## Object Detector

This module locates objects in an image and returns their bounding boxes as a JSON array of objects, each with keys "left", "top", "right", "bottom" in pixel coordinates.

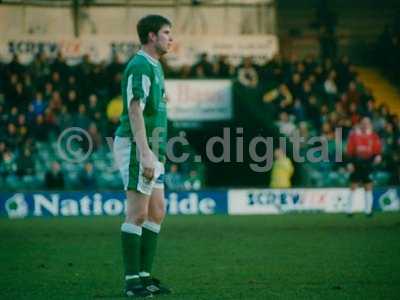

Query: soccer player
[
  {"left": 113, "top": 15, "right": 172, "bottom": 297},
  {"left": 346, "top": 117, "right": 382, "bottom": 216}
]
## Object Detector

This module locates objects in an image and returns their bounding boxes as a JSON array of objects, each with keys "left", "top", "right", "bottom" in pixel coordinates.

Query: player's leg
[
  {"left": 140, "top": 171, "right": 171, "bottom": 294},
  {"left": 121, "top": 191, "right": 152, "bottom": 298},
  {"left": 364, "top": 182, "right": 374, "bottom": 216},
  {"left": 140, "top": 161, "right": 166, "bottom": 276},
  {"left": 122, "top": 190, "right": 150, "bottom": 279},
  {"left": 347, "top": 162, "right": 359, "bottom": 216},
  {"left": 140, "top": 187, "right": 164, "bottom": 277},
  {"left": 361, "top": 162, "right": 374, "bottom": 216},
  {"left": 347, "top": 182, "right": 357, "bottom": 216},
  {"left": 114, "top": 136, "right": 152, "bottom": 297}
]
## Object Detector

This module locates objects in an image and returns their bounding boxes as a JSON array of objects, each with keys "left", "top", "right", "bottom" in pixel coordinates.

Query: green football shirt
[{"left": 115, "top": 50, "right": 167, "bottom": 161}]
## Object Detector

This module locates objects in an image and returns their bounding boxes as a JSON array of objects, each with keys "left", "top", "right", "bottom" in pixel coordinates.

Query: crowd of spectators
[
  {"left": 0, "top": 52, "right": 124, "bottom": 189},
  {"left": 0, "top": 50, "right": 399, "bottom": 190},
  {"left": 239, "top": 54, "right": 400, "bottom": 186},
  {"left": 0, "top": 52, "right": 206, "bottom": 190},
  {"left": 168, "top": 51, "right": 399, "bottom": 186},
  {"left": 375, "top": 16, "right": 400, "bottom": 83}
]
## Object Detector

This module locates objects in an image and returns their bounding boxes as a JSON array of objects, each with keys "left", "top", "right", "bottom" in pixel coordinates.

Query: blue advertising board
[
  {"left": 0, "top": 191, "right": 228, "bottom": 219},
  {"left": 1, "top": 188, "right": 398, "bottom": 218}
]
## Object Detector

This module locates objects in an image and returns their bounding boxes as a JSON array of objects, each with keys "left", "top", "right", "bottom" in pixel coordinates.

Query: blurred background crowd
[
  {"left": 375, "top": 19, "right": 400, "bottom": 84},
  {"left": 1, "top": 44, "right": 399, "bottom": 191}
]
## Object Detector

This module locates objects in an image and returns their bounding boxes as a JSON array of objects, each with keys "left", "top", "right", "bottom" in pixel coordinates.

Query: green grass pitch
[{"left": 1, "top": 213, "right": 400, "bottom": 299}]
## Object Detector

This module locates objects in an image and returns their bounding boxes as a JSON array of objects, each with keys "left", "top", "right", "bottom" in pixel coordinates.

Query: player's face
[{"left": 155, "top": 25, "right": 173, "bottom": 55}]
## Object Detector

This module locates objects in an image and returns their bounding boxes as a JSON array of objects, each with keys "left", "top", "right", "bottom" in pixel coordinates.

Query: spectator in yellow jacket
[{"left": 270, "top": 148, "right": 294, "bottom": 188}]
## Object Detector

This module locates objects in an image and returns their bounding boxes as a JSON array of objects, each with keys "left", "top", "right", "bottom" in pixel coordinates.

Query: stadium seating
[{"left": 0, "top": 53, "right": 399, "bottom": 190}]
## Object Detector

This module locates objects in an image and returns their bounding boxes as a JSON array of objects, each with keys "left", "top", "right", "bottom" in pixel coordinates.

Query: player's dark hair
[{"left": 137, "top": 15, "right": 171, "bottom": 45}]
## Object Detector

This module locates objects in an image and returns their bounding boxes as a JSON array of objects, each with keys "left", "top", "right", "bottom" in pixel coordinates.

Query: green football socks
[
  {"left": 121, "top": 223, "right": 142, "bottom": 280},
  {"left": 140, "top": 221, "right": 161, "bottom": 275}
]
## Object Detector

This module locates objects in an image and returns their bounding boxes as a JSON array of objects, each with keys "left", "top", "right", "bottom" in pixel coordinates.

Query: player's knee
[
  {"left": 126, "top": 210, "right": 148, "bottom": 225},
  {"left": 151, "top": 204, "right": 165, "bottom": 223},
  {"left": 134, "top": 212, "right": 148, "bottom": 225},
  {"left": 150, "top": 211, "right": 165, "bottom": 224}
]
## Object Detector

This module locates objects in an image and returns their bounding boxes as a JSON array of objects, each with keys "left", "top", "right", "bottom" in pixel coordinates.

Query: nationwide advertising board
[
  {"left": 1, "top": 188, "right": 398, "bottom": 219},
  {"left": 0, "top": 191, "right": 228, "bottom": 219}
]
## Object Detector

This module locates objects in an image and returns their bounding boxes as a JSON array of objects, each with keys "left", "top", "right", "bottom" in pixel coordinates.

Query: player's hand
[
  {"left": 140, "top": 150, "right": 156, "bottom": 181},
  {"left": 347, "top": 163, "right": 354, "bottom": 173},
  {"left": 373, "top": 155, "right": 382, "bottom": 165}
]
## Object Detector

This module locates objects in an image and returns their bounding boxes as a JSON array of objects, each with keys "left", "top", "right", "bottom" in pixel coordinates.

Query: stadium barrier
[
  {"left": 1, "top": 188, "right": 399, "bottom": 219},
  {"left": 228, "top": 188, "right": 400, "bottom": 215}
]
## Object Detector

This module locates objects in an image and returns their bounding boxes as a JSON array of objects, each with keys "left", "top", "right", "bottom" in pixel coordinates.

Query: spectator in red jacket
[{"left": 346, "top": 117, "right": 382, "bottom": 216}]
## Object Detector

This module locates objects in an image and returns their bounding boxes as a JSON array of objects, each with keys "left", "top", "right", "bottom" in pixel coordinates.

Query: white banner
[
  {"left": 0, "top": 35, "right": 278, "bottom": 66},
  {"left": 165, "top": 79, "right": 232, "bottom": 121},
  {"left": 228, "top": 188, "right": 366, "bottom": 215},
  {"left": 0, "top": 36, "right": 131, "bottom": 65}
]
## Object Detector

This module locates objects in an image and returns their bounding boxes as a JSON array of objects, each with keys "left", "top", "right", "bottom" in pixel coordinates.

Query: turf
[{"left": 1, "top": 213, "right": 400, "bottom": 300}]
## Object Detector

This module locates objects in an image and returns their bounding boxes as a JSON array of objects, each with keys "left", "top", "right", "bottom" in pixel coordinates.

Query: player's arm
[
  {"left": 127, "top": 64, "right": 155, "bottom": 180},
  {"left": 129, "top": 101, "right": 155, "bottom": 180}
]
